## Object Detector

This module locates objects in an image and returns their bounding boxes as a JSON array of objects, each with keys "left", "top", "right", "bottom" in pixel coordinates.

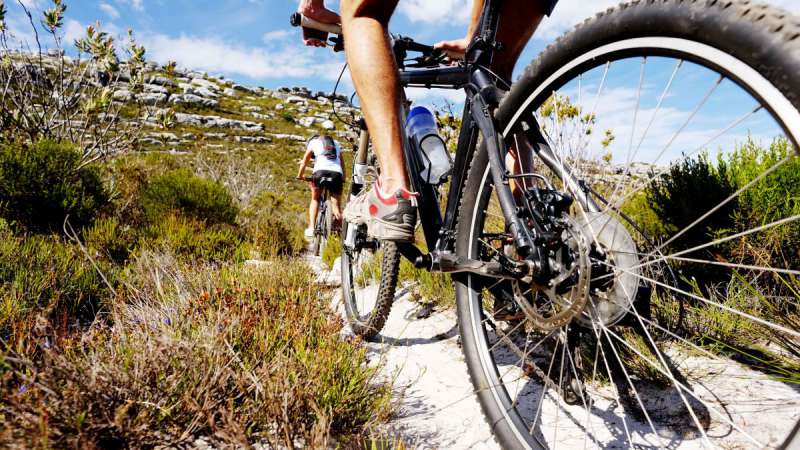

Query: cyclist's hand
[
  {"left": 434, "top": 38, "right": 469, "bottom": 61},
  {"left": 298, "top": 1, "right": 341, "bottom": 47}
]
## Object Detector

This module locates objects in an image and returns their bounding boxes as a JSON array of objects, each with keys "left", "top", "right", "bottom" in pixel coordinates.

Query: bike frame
[{"left": 347, "top": 0, "right": 597, "bottom": 279}]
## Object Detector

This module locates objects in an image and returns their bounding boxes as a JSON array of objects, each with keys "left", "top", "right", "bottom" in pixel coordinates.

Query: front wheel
[
  {"left": 340, "top": 221, "right": 401, "bottom": 340},
  {"left": 456, "top": 1, "right": 800, "bottom": 448}
]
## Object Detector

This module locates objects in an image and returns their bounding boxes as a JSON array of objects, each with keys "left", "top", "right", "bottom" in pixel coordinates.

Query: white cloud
[
  {"left": 63, "top": 19, "right": 87, "bottom": 45},
  {"left": 141, "top": 33, "right": 345, "bottom": 80},
  {"left": 397, "top": 0, "right": 470, "bottom": 25},
  {"left": 99, "top": 3, "right": 120, "bottom": 19},
  {"left": 116, "top": 0, "right": 144, "bottom": 12},
  {"left": 263, "top": 29, "right": 292, "bottom": 42}
]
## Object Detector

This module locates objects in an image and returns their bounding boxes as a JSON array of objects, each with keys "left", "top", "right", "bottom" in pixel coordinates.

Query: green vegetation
[
  {"left": 141, "top": 168, "right": 238, "bottom": 225},
  {"left": 1, "top": 257, "right": 391, "bottom": 448},
  {"left": 0, "top": 140, "right": 108, "bottom": 232},
  {"left": 0, "top": 2, "right": 387, "bottom": 447}
]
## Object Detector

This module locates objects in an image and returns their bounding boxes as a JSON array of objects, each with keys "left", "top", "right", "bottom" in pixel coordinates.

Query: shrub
[
  {"left": 725, "top": 137, "right": 800, "bottom": 268},
  {"left": 0, "top": 140, "right": 108, "bottom": 233},
  {"left": 83, "top": 217, "right": 136, "bottom": 264},
  {"left": 245, "top": 192, "right": 305, "bottom": 258},
  {"left": 0, "top": 259, "right": 391, "bottom": 448},
  {"left": 141, "top": 168, "right": 238, "bottom": 225},
  {"left": 646, "top": 153, "right": 736, "bottom": 284},
  {"left": 145, "top": 214, "right": 247, "bottom": 263},
  {"left": 0, "top": 228, "right": 112, "bottom": 347}
]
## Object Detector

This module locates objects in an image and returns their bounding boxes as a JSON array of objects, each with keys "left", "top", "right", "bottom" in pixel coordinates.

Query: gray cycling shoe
[{"left": 343, "top": 182, "right": 417, "bottom": 242}]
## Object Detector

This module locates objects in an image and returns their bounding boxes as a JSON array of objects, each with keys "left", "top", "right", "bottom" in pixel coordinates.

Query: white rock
[
  {"left": 274, "top": 104, "right": 285, "bottom": 111},
  {"left": 143, "top": 83, "right": 169, "bottom": 94},
  {"left": 170, "top": 94, "right": 218, "bottom": 108},
  {"left": 136, "top": 93, "right": 168, "bottom": 105},
  {"left": 321, "top": 120, "right": 335, "bottom": 130},
  {"left": 269, "top": 133, "right": 305, "bottom": 142},
  {"left": 223, "top": 88, "right": 237, "bottom": 97},
  {"left": 298, "top": 117, "right": 315, "bottom": 127},
  {"left": 243, "top": 105, "right": 262, "bottom": 112},
  {"left": 287, "top": 95, "right": 307, "bottom": 104},
  {"left": 112, "top": 89, "right": 132, "bottom": 102},
  {"left": 191, "top": 78, "right": 220, "bottom": 92},
  {"left": 147, "top": 76, "right": 176, "bottom": 87},
  {"left": 234, "top": 135, "right": 270, "bottom": 144}
]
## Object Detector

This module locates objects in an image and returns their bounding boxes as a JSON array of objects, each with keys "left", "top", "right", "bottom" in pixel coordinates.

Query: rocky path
[
  {"left": 306, "top": 255, "right": 800, "bottom": 450},
  {"left": 305, "top": 256, "right": 500, "bottom": 449}
]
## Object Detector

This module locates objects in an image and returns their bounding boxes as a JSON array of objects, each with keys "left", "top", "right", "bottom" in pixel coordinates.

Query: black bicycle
[{"left": 294, "top": 1, "right": 800, "bottom": 448}]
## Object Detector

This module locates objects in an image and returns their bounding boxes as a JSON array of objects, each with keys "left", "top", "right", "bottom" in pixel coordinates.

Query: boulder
[
  {"left": 232, "top": 84, "right": 257, "bottom": 94},
  {"left": 112, "top": 89, "right": 133, "bottom": 102},
  {"left": 143, "top": 83, "right": 169, "bottom": 94},
  {"left": 171, "top": 113, "right": 263, "bottom": 132},
  {"left": 321, "top": 120, "right": 335, "bottom": 130},
  {"left": 170, "top": 94, "right": 218, "bottom": 108},
  {"left": 243, "top": 105, "right": 262, "bottom": 112},
  {"left": 287, "top": 95, "right": 307, "bottom": 104},
  {"left": 223, "top": 88, "right": 237, "bottom": 97},
  {"left": 250, "top": 112, "right": 272, "bottom": 120},
  {"left": 316, "top": 96, "right": 331, "bottom": 105},
  {"left": 147, "top": 76, "right": 176, "bottom": 87},
  {"left": 181, "top": 133, "right": 195, "bottom": 140},
  {"left": 191, "top": 78, "right": 220, "bottom": 92},
  {"left": 204, "top": 132, "right": 227, "bottom": 139},
  {"left": 274, "top": 103, "right": 285, "bottom": 111},
  {"left": 136, "top": 92, "right": 169, "bottom": 105},
  {"left": 234, "top": 135, "right": 271, "bottom": 144},
  {"left": 298, "top": 117, "right": 316, "bottom": 128}
]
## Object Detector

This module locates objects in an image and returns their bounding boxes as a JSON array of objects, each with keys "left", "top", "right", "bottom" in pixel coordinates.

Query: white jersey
[{"left": 309, "top": 136, "right": 343, "bottom": 174}]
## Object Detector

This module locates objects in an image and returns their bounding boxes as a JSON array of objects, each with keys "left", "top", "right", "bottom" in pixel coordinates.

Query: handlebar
[
  {"left": 289, "top": 12, "right": 343, "bottom": 35},
  {"left": 289, "top": 12, "right": 452, "bottom": 67}
]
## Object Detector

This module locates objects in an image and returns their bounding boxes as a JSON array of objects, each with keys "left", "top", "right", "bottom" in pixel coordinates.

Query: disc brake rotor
[
  {"left": 512, "top": 216, "right": 591, "bottom": 332},
  {"left": 574, "top": 211, "right": 641, "bottom": 328}
]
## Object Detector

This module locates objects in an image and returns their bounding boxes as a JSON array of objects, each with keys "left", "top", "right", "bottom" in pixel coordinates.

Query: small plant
[
  {"left": 145, "top": 214, "right": 247, "bottom": 263},
  {"left": 0, "top": 140, "right": 108, "bottom": 232},
  {"left": 140, "top": 168, "right": 238, "bottom": 225}
]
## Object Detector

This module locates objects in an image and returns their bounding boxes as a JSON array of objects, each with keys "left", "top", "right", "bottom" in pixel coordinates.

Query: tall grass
[{"left": 1, "top": 254, "right": 391, "bottom": 448}]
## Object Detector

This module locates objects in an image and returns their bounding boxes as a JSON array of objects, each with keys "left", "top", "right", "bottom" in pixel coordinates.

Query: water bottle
[{"left": 406, "top": 106, "right": 452, "bottom": 185}]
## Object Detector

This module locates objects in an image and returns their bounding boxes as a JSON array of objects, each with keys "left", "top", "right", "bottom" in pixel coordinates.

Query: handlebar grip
[{"left": 289, "top": 12, "right": 343, "bottom": 35}]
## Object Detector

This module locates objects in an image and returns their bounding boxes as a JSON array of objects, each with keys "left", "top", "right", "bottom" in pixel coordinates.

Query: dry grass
[{"left": 0, "top": 252, "right": 391, "bottom": 449}]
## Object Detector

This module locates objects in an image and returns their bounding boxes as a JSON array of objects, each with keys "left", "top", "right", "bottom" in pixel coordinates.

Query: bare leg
[
  {"left": 330, "top": 194, "right": 342, "bottom": 225},
  {"left": 341, "top": 0, "right": 408, "bottom": 194},
  {"left": 309, "top": 185, "right": 321, "bottom": 231}
]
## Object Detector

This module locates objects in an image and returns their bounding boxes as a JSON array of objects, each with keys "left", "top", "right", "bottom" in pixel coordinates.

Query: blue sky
[{"left": 4, "top": 0, "right": 798, "bottom": 163}]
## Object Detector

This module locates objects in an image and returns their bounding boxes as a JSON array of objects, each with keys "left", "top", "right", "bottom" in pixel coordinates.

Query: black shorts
[
  {"left": 544, "top": 0, "right": 558, "bottom": 16},
  {"left": 312, "top": 170, "right": 343, "bottom": 195}
]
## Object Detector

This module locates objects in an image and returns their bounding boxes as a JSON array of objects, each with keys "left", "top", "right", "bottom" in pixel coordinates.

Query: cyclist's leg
[
  {"left": 340, "top": 0, "right": 417, "bottom": 242},
  {"left": 329, "top": 173, "right": 344, "bottom": 224},
  {"left": 308, "top": 179, "right": 321, "bottom": 236},
  {"left": 495, "top": 0, "right": 556, "bottom": 195},
  {"left": 340, "top": 0, "right": 406, "bottom": 194}
]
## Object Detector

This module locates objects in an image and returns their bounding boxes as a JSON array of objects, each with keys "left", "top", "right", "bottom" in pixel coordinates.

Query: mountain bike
[
  {"left": 293, "top": 1, "right": 800, "bottom": 448},
  {"left": 302, "top": 175, "right": 336, "bottom": 256}
]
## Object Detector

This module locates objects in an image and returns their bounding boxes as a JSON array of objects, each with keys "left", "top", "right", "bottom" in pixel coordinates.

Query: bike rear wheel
[{"left": 455, "top": 1, "right": 800, "bottom": 448}]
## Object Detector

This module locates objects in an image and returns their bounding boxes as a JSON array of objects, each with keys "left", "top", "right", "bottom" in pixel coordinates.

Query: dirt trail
[
  {"left": 306, "top": 255, "right": 500, "bottom": 449},
  {"left": 306, "top": 255, "right": 800, "bottom": 450}
]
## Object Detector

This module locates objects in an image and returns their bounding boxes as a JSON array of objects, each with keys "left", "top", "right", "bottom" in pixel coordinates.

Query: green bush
[
  {"left": 0, "top": 140, "right": 108, "bottom": 232},
  {"left": 141, "top": 168, "right": 238, "bottom": 225},
  {"left": 245, "top": 192, "right": 305, "bottom": 258},
  {"left": 0, "top": 227, "right": 112, "bottom": 346},
  {"left": 646, "top": 153, "right": 736, "bottom": 284},
  {"left": 145, "top": 214, "right": 247, "bottom": 263},
  {"left": 725, "top": 137, "right": 800, "bottom": 266}
]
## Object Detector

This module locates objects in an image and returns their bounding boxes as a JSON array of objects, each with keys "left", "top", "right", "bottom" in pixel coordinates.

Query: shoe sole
[{"left": 367, "top": 217, "right": 414, "bottom": 242}]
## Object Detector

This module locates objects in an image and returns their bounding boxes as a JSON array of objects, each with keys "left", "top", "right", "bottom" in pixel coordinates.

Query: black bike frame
[{"left": 395, "top": 0, "right": 540, "bottom": 268}]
